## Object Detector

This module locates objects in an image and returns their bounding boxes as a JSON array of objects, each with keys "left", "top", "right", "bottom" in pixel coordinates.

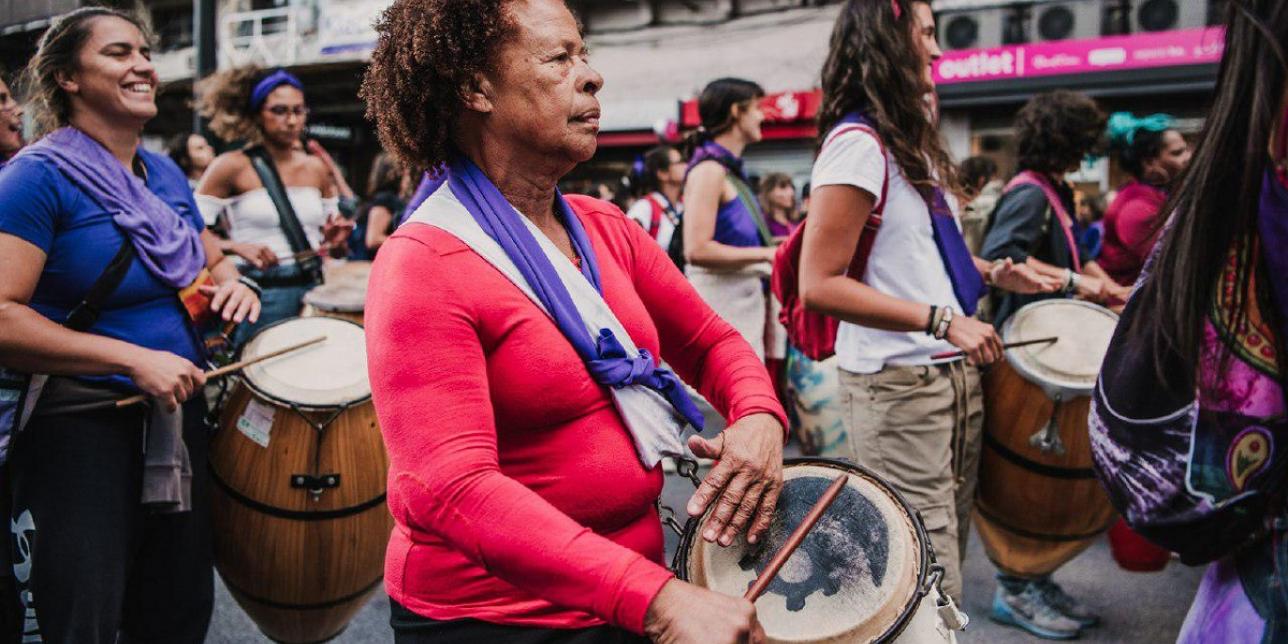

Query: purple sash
[
  {"left": 444, "top": 156, "right": 705, "bottom": 431},
  {"left": 1258, "top": 168, "right": 1288, "bottom": 355},
  {"left": 16, "top": 128, "right": 205, "bottom": 288},
  {"left": 840, "top": 113, "right": 984, "bottom": 314}
]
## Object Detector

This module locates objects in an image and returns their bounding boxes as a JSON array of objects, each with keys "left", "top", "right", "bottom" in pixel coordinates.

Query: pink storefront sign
[{"left": 933, "top": 27, "right": 1225, "bottom": 86}]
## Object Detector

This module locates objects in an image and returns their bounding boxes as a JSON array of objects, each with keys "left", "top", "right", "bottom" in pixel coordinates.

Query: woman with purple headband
[
  {"left": 0, "top": 8, "right": 260, "bottom": 641},
  {"left": 195, "top": 65, "right": 353, "bottom": 341}
]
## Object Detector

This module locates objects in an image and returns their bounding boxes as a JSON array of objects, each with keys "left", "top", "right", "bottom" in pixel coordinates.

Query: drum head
[
  {"left": 1002, "top": 299, "right": 1119, "bottom": 397},
  {"left": 240, "top": 317, "right": 370, "bottom": 409},
  {"left": 683, "top": 460, "right": 924, "bottom": 643},
  {"left": 324, "top": 260, "right": 372, "bottom": 287},
  {"left": 303, "top": 282, "right": 366, "bottom": 312}
]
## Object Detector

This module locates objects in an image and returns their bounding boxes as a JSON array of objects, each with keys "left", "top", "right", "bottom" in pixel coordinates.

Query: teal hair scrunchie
[{"left": 1107, "top": 111, "right": 1175, "bottom": 148}]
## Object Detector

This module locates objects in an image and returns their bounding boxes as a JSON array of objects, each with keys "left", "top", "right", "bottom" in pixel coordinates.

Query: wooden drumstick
[
  {"left": 113, "top": 334, "right": 328, "bottom": 408},
  {"left": 929, "top": 335, "right": 1058, "bottom": 361},
  {"left": 744, "top": 473, "right": 848, "bottom": 602}
]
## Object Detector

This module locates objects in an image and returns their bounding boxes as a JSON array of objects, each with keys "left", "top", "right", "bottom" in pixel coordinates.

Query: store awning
[{"left": 588, "top": 4, "right": 841, "bottom": 133}]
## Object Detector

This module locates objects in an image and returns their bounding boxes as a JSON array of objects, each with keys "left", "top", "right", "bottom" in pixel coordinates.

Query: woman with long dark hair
[
  {"left": 797, "top": 0, "right": 1056, "bottom": 612},
  {"left": 0, "top": 8, "right": 259, "bottom": 641},
  {"left": 682, "top": 78, "right": 777, "bottom": 360},
  {"left": 1091, "top": 2, "right": 1288, "bottom": 641},
  {"left": 1097, "top": 112, "right": 1192, "bottom": 285}
]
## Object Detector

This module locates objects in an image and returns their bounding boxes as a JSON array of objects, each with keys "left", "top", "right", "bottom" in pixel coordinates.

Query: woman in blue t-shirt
[{"left": 0, "top": 8, "right": 260, "bottom": 643}]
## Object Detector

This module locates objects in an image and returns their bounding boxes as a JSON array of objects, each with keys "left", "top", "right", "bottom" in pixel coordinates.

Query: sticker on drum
[
  {"left": 303, "top": 282, "right": 366, "bottom": 313},
  {"left": 677, "top": 459, "right": 948, "bottom": 643},
  {"left": 1001, "top": 299, "right": 1119, "bottom": 398},
  {"left": 239, "top": 317, "right": 370, "bottom": 409}
]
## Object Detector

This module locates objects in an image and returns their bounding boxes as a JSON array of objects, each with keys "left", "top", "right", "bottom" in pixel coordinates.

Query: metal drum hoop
[
  {"left": 232, "top": 316, "right": 373, "bottom": 416},
  {"left": 671, "top": 457, "right": 944, "bottom": 643},
  {"left": 999, "top": 298, "right": 1119, "bottom": 400}
]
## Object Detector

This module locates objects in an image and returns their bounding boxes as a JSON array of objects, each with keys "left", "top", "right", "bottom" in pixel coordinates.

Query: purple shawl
[
  {"left": 17, "top": 128, "right": 205, "bottom": 288},
  {"left": 444, "top": 155, "right": 705, "bottom": 431}
]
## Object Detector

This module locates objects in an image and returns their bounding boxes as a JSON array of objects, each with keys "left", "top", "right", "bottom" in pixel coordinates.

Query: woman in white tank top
[{"left": 193, "top": 67, "right": 354, "bottom": 342}]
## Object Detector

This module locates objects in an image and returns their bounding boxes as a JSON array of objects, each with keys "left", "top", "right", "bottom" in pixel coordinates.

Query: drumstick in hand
[
  {"left": 745, "top": 473, "right": 848, "bottom": 602},
  {"left": 929, "top": 336, "right": 1058, "bottom": 361},
  {"left": 114, "top": 334, "right": 328, "bottom": 408}
]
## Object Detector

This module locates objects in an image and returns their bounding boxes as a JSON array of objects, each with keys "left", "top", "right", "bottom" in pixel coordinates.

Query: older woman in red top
[{"left": 359, "top": 1, "right": 787, "bottom": 643}]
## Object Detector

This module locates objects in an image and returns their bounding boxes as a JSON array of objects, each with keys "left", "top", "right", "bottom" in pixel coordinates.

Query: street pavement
[{"left": 207, "top": 457, "right": 1202, "bottom": 643}]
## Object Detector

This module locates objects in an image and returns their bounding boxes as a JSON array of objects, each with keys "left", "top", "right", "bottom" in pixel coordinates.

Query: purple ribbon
[
  {"left": 249, "top": 69, "right": 304, "bottom": 111},
  {"left": 16, "top": 128, "right": 205, "bottom": 288},
  {"left": 399, "top": 169, "right": 446, "bottom": 226},
  {"left": 839, "top": 113, "right": 983, "bottom": 314},
  {"left": 445, "top": 156, "right": 705, "bottom": 431}
]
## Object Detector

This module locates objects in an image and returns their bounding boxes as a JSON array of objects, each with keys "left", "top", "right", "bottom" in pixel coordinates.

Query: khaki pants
[{"left": 838, "top": 362, "right": 984, "bottom": 603}]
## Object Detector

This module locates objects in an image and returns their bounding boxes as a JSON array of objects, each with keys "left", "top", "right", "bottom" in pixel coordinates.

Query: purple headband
[{"left": 249, "top": 69, "right": 304, "bottom": 111}]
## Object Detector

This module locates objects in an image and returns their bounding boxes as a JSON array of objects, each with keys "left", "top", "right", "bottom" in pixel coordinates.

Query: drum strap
[{"left": 246, "top": 146, "right": 323, "bottom": 282}]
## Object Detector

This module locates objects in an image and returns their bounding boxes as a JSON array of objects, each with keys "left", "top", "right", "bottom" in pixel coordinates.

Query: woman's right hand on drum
[
  {"left": 644, "top": 579, "right": 764, "bottom": 644},
  {"left": 230, "top": 242, "right": 279, "bottom": 270},
  {"left": 946, "top": 315, "right": 1004, "bottom": 366},
  {"left": 127, "top": 348, "right": 206, "bottom": 412}
]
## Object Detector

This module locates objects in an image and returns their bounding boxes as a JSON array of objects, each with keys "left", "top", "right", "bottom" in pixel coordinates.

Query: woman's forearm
[
  {"left": 685, "top": 239, "right": 771, "bottom": 270},
  {"left": 0, "top": 302, "right": 142, "bottom": 376},
  {"left": 802, "top": 274, "right": 931, "bottom": 333}
]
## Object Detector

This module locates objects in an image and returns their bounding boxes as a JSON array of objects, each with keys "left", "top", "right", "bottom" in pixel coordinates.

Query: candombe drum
[
  {"left": 301, "top": 282, "right": 366, "bottom": 326},
  {"left": 212, "top": 316, "right": 391, "bottom": 643},
  {"left": 675, "top": 458, "right": 966, "bottom": 643},
  {"left": 975, "top": 299, "right": 1119, "bottom": 578},
  {"left": 301, "top": 260, "right": 372, "bottom": 325}
]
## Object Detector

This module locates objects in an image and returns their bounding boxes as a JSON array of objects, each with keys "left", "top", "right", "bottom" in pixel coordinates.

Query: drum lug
[
  {"left": 291, "top": 473, "right": 341, "bottom": 499},
  {"left": 657, "top": 501, "right": 687, "bottom": 537},
  {"left": 675, "top": 457, "right": 703, "bottom": 489},
  {"left": 1028, "top": 397, "right": 1067, "bottom": 456},
  {"left": 925, "top": 563, "right": 970, "bottom": 631}
]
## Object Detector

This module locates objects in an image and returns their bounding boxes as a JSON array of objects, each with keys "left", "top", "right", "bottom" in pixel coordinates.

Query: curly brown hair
[
  {"left": 360, "top": 0, "right": 517, "bottom": 174},
  {"left": 817, "top": 0, "right": 959, "bottom": 199},
  {"left": 1014, "top": 90, "right": 1106, "bottom": 175},
  {"left": 24, "top": 7, "right": 152, "bottom": 135},
  {"left": 195, "top": 65, "right": 274, "bottom": 143}
]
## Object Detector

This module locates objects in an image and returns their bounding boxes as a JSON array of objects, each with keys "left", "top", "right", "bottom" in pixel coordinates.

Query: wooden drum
[
  {"left": 976, "top": 299, "right": 1119, "bottom": 577},
  {"left": 213, "top": 316, "right": 391, "bottom": 643},
  {"left": 677, "top": 459, "right": 965, "bottom": 643}
]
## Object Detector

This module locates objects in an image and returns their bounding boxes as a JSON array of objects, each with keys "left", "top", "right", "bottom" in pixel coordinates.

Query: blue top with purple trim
[{"left": 685, "top": 141, "right": 768, "bottom": 249}]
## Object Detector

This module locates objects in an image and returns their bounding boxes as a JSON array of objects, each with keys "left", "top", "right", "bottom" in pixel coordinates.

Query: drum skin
[
  {"left": 212, "top": 378, "right": 391, "bottom": 642},
  {"left": 300, "top": 302, "right": 364, "bottom": 327},
  {"left": 975, "top": 359, "right": 1115, "bottom": 577}
]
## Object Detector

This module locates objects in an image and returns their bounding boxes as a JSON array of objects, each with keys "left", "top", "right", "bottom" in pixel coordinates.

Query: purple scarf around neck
[
  {"left": 839, "top": 112, "right": 984, "bottom": 314},
  {"left": 1257, "top": 168, "right": 1288, "bottom": 357},
  {"left": 444, "top": 155, "right": 705, "bottom": 432},
  {"left": 18, "top": 127, "right": 205, "bottom": 288}
]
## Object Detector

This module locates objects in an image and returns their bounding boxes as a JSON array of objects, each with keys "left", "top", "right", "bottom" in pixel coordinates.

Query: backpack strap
[
  {"left": 643, "top": 194, "right": 664, "bottom": 240},
  {"left": 822, "top": 123, "right": 889, "bottom": 276},
  {"left": 1005, "top": 170, "right": 1082, "bottom": 273}
]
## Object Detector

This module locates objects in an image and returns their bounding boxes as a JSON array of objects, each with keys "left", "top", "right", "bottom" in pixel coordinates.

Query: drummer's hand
[
  {"left": 200, "top": 281, "right": 261, "bottom": 324},
  {"left": 946, "top": 315, "right": 1004, "bottom": 366},
  {"left": 991, "top": 259, "right": 1063, "bottom": 294},
  {"left": 127, "top": 348, "right": 206, "bottom": 412},
  {"left": 644, "top": 579, "right": 765, "bottom": 644},
  {"left": 686, "top": 413, "right": 784, "bottom": 546},
  {"left": 1073, "top": 274, "right": 1108, "bottom": 303},
  {"left": 321, "top": 214, "right": 354, "bottom": 248},
  {"left": 230, "top": 242, "right": 278, "bottom": 269}
]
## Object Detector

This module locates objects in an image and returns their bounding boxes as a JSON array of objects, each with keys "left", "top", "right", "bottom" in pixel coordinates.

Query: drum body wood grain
[
  {"left": 677, "top": 459, "right": 962, "bottom": 643},
  {"left": 212, "top": 317, "right": 391, "bottom": 643},
  {"left": 976, "top": 300, "right": 1118, "bottom": 578}
]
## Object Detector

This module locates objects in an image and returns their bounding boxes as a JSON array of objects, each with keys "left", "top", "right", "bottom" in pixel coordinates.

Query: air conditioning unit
[
  {"left": 938, "top": 8, "right": 1005, "bottom": 51},
  {"left": 1131, "top": 0, "right": 1208, "bottom": 33},
  {"left": 655, "top": 0, "right": 733, "bottom": 25},
  {"left": 1033, "top": 1, "right": 1100, "bottom": 42},
  {"left": 582, "top": 0, "right": 653, "bottom": 32}
]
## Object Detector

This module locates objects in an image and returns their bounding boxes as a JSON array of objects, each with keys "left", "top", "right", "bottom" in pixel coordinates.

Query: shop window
[
  {"left": 1101, "top": 0, "right": 1130, "bottom": 36},
  {"left": 1001, "top": 4, "right": 1031, "bottom": 45}
]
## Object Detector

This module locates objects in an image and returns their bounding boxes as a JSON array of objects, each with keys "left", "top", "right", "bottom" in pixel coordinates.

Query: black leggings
[
  {"left": 390, "top": 599, "right": 649, "bottom": 644},
  {"left": 7, "top": 396, "right": 213, "bottom": 644}
]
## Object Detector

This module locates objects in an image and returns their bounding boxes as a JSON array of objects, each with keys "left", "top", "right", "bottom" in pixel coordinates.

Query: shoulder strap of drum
[
  {"left": 64, "top": 236, "right": 135, "bottom": 332},
  {"left": 245, "top": 146, "right": 321, "bottom": 277}
]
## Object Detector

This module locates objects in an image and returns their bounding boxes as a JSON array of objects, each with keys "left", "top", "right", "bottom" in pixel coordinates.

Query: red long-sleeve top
[
  {"left": 365, "top": 194, "right": 787, "bottom": 634},
  {"left": 1099, "top": 181, "right": 1168, "bottom": 286}
]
